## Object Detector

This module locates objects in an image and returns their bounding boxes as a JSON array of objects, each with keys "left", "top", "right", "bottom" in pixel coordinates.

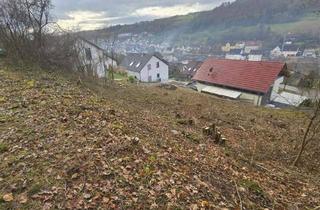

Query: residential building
[
  {"left": 270, "top": 46, "right": 282, "bottom": 58},
  {"left": 303, "top": 49, "right": 317, "bottom": 58},
  {"left": 75, "top": 38, "right": 117, "bottom": 78},
  {"left": 225, "top": 49, "right": 246, "bottom": 60},
  {"left": 248, "top": 50, "right": 263, "bottom": 61},
  {"left": 244, "top": 41, "right": 262, "bottom": 54},
  {"left": 221, "top": 43, "right": 232, "bottom": 52},
  {"left": 192, "top": 58, "right": 287, "bottom": 106},
  {"left": 282, "top": 45, "right": 299, "bottom": 57},
  {"left": 119, "top": 53, "right": 169, "bottom": 82},
  {"left": 221, "top": 42, "right": 245, "bottom": 52}
]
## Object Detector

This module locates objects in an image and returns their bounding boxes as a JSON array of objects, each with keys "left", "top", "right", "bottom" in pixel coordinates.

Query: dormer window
[
  {"left": 136, "top": 62, "right": 141, "bottom": 68},
  {"left": 129, "top": 61, "right": 134, "bottom": 66}
]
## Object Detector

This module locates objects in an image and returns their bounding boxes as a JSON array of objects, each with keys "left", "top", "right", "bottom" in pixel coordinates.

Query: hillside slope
[
  {"left": 97, "top": 0, "right": 320, "bottom": 44},
  {"left": 1, "top": 67, "right": 320, "bottom": 209}
]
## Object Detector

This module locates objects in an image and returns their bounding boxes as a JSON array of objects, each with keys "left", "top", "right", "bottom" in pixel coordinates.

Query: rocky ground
[{"left": 0, "top": 66, "right": 319, "bottom": 209}]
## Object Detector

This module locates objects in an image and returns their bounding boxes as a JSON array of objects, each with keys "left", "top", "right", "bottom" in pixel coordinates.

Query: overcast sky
[{"left": 52, "top": 0, "right": 231, "bottom": 31}]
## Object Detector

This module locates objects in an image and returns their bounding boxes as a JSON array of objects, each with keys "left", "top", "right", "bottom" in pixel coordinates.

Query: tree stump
[{"left": 202, "top": 123, "right": 227, "bottom": 145}]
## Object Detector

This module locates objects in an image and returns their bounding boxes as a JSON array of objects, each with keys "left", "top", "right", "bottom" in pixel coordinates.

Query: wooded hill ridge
[{"left": 85, "top": 0, "right": 320, "bottom": 45}]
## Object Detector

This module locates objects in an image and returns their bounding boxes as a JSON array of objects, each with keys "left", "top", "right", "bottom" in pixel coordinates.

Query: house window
[
  {"left": 85, "top": 48, "right": 92, "bottom": 60},
  {"left": 148, "top": 64, "right": 151, "bottom": 70},
  {"left": 209, "top": 67, "right": 213, "bottom": 72},
  {"left": 156, "top": 62, "right": 160, "bottom": 68},
  {"left": 157, "top": 73, "right": 160, "bottom": 78}
]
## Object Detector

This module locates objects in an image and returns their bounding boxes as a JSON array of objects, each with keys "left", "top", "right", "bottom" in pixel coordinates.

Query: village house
[
  {"left": 119, "top": 53, "right": 169, "bottom": 82},
  {"left": 75, "top": 38, "right": 117, "bottom": 78},
  {"left": 303, "top": 49, "right": 317, "bottom": 58},
  {"left": 248, "top": 50, "right": 263, "bottom": 61},
  {"left": 221, "top": 42, "right": 245, "bottom": 52},
  {"left": 270, "top": 46, "right": 282, "bottom": 58},
  {"left": 192, "top": 58, "right": 287, "bottom": 106},
  {"left": 281, "top": 45, "right": 299, "bottom": 57},
  {"left": 270, "top": 45, "right": 300, "bottom": 58},
  {"left": 244, "top": 41, "right": 262, "bottom": 54},
  {"left": 270, "top": 70, "right": 320, "bottom": 107},
  {"left": 225, "top": 49, "right": 246, "bottom": 60}
]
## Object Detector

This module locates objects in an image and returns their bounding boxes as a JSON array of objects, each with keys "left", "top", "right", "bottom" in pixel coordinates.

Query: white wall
[
  {"left": 195, "top": 82, "right": 262, "bottom": 106},
  {"left": 78, "top": 40, "right": 106, "bottom": 78},
  {"left": 140, "top": 56, "right": 169, "bottom": 82},
  {"left": 282, "top": 51, "right": 298, "bottom": 58},
  {"left": 248, "top": 54, "right": 262, "bottom": 61},
  {"left": 127, "top": 71, "right": 140, "bottom": 80},
  {"left": 105, "top": 57, "right": 117, "bottom": 72},
  {"left": 270, "top": 76, "right": 284, "bottom": 99},
  {"left": 239, "top": 92, "right": 262, "bottom": 106},
  {"left": 77, "top": 40, "right": 116, "bottom": 78},
  {"left": 271, "top": 47, "right": 282, "bottom": 57},
  {"left": 225, "top": 54, "right": 246, "bottom": 60}
]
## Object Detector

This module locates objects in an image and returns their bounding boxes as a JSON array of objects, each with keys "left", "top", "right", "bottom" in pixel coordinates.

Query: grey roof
[
  {"left": 229, "top": 49, "right": 242, "bottom": 55},
  {"left": 249, "top": 50, "right": 263, "bottom": 55},
  {"left": 78, "top": 37, "right": 105, "bottom": 52},
  {"left": 120, "top": 53, "right": 167, "bottom": 73},
  {"left": 283, "top": 45, "right": 299, "bottom": 52},
  {"left": 120, "top": 53, "right": 152, "bottom": 73}
]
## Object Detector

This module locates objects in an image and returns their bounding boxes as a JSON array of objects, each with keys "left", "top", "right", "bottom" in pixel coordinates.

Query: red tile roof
[{"left": 192, "top": 58, "right": 286, "bottom": 94}]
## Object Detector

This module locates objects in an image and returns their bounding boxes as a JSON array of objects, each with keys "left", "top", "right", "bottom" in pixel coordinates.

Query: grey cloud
[{"left": 52, "top": 0, "right": 230, "bottom": 29}]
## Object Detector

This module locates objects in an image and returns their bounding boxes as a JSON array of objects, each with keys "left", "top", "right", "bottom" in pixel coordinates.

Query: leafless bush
[
  {"left": 293, "top": 74, "right": 320, "bottom": 166},
  {"left": 0, "top": 0, "right": 52, "bottom": 63},
  {"left": 0, "top": 0, "right": 95, "bottom": 76}
]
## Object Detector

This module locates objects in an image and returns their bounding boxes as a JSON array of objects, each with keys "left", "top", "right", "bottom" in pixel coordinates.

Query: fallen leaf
[
  {"left": 102, "top": 197, "right": 110, "bottom": 204},
  {"left": 83, "top": 193, "right": 91, "bottom": 199},
  {"left": 18, "top": 194, "right": 28, "bottom": 204},
  {"left": 26, "top": 80, "right": 36, "bottom": 88},
  {"left": 0, "top": 96, "right": 6, "bottom": 103},
  {"left": 3, "top": 193, "right": 14, "bottom": 202}
]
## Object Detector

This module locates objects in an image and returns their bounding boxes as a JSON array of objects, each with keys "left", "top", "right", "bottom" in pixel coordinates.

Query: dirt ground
[{"left": 0, "top": 67, "right": 319, "bottom": 209}]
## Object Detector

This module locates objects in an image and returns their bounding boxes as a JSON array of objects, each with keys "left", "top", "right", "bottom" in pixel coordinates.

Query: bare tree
[
  {"left": 105, "top": 32, "right": 118, "bottom": 83},
  {"left": 293, "top": 72, "right": 320, "bottom": 166},
  {"left": 0, "top": 0, "right": 52, "bottom": 63},
  {"left": 24, "top": 0, "right": 52, "bottom": 60}
]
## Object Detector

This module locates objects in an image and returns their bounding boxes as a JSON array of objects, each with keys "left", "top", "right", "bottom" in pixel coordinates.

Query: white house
[
  {"left": 244, "top": 41, "right": 262, "bottom": 54},
  {"left": 225, "top": 49, "right": 246, "bottom": 60},
  {"left": 192, "top": 58, "right": 287, "bottom": 106},
  {"left": 303, "top": 49, "right": 317, "bottom": 58},
  {"left": 270, "top": 46, "right": 282, "bottom": 58},
  {"left": 248, "top": 50, "right": 263, "bottom": 61},
  {"left": 75, "top": 38, "right": 117, "bottom": 78},
  {"left": 248, "top": 54, "right": 263, "bottom": 61},
  {"left": 120, "top": 53, "right": 169, "bottom": 83},
  {"left": 281, "top": 45, "right": 299, "bottom": 57}
]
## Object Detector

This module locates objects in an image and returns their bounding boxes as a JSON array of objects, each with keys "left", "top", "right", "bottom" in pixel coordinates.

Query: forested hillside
[{"left": 92, "top": 0, "right": 320, "bottom": 45}]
